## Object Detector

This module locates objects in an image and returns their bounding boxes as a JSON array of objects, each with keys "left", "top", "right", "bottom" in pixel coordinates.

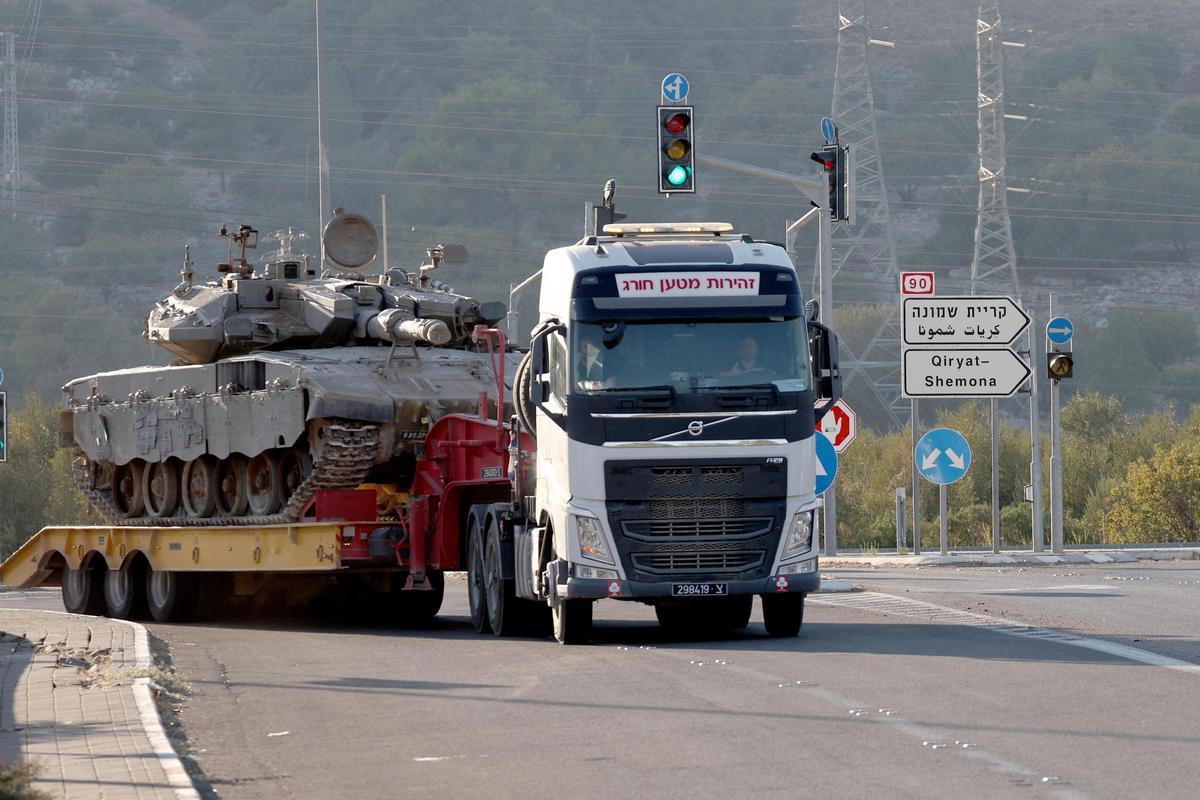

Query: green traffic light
[{"left": 665, "top": 165, "right": 690, "bottom": 186}]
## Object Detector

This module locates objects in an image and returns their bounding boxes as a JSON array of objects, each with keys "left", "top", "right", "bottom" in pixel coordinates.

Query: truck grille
[
  {"left": 632, "top": 550, "right": 765, "bottom": 574},
  {"left": 622, "top": 516, "right": 773, "bottom": 541}
]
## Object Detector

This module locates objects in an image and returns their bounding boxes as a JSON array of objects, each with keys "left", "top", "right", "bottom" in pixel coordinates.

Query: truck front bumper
[{"left": 563, "top": 570, "right": 819, "bottom": 600}]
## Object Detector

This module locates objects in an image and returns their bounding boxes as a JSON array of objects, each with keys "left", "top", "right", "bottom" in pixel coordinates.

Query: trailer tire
[
  {"left": 62, "top": 556, "right": 106, "bottom": 616},
  {"left": 761, "top": 592, "right": 805, "bottom": 637},
  {"left": 104, "top": 558, "right": 149, "bottom": 620},
  {"left": 145, "top": 569, "right": 202, "bottom": 623},
  {"left": 551, "top": 598, "right": 592, "bottom": 645},
  {"left": 467, "top": 516, "right": 490, "bottom": 634},
  {"left": 394, "top": 571, "right": 445, "bottom": 624}
]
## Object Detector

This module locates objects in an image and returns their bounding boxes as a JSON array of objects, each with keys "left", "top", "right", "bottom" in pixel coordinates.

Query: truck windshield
[{"left": 573, "top": 318, "right": 809, "bottom": 395}]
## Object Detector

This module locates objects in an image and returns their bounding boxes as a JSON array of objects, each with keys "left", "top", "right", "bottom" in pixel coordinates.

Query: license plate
[{"left": 671, "top": 583, "right": 729, "bottom": 597}]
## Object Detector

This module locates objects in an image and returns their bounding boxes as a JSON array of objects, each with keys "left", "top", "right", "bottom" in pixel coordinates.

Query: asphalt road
[{"left": 3, "top": 561, "right": 1199, "bottom": 799}]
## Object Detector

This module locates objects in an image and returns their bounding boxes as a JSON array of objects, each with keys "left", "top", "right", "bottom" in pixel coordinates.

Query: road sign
[
  {"left": 902, "top": 347, "right": 1031, "bottom": 398},
  {"left": 902, "top": 296, "right": 1030, "bottom": 346},
  {"left": 819, "top": 398, "right": 857, "bottom": 453},
  {"left": 815, "top": 432, "right": 838, "bottom": 495},
  {"left": 820, "top": 116, "right": 836, "bottom": 143},
  {"left": 1046, "top": 316, "right": 1073, "bottom": 345},
  {"left": 0, "top": 367, "right": 4, "bottom": 386},
  {"left": 900, "top": 272, "right": 935, "bottom": 296},
  {"left": 661, "top": 72, "right": 689, "bottom": 103},
  {"left": 915, "top": 427, "right": 972, "bottom": 486}
]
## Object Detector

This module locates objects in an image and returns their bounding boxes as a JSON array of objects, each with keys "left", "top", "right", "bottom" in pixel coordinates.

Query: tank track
[{"left": 75, "top": 422, "right": 381, "bottom": 527}]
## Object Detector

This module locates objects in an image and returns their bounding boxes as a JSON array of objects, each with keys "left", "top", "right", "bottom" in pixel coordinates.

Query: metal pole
[
  {"left": 912, "top": 398, "right": 921, "bottom": 555},
  {"left": 380, "top": 194, "right": 389, "bottom": 271},
  {"left": 939, "top": 483, "right": 948, "bottom": 555},
  {"left": 1028, "top": 311, "right": 1045, "bottom": 551},
  {"left": 991, "top": 398, "right": 1000, "bottom": 554},
  {"left": 315, "top": 0, "right": 330, "bottom": 266},
  {"left": 819, "top": 207, "right": 837, "bottom": 557},
  {"left": 895, "top": 487, "right": 906, "bottom": 551},
  {"left": 1049, "top": 292, "right": 1065, "bottom": 553}
]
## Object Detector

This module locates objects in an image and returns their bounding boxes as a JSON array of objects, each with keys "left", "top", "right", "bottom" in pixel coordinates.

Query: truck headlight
[
  {"left": 573, "top": 514, "right": 614, "bottom": 565},
  {"left": 782, "top": 509, "right": 815, "bottom": 559}
]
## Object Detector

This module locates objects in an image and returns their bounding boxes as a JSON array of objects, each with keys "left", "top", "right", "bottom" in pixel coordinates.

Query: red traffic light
[
  {"left": 810, "top": 152, "right": 834, "bottom": 171},
  {"left": 664, "top": 112, "right": 690, "bottom": 134}
]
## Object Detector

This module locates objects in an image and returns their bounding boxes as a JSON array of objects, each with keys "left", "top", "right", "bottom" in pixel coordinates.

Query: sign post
[
  {"left": 914, "top": 428, "right": 973, "bottom": 555},
  {"left": 1047, "top": 297, "right": 1072, "bottom": 554}
]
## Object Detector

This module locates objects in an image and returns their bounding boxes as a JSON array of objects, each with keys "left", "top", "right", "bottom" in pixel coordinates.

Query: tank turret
[
  {"left": 144, "top": 209, "right": 503, "bottom": 364},
  {"left": 63, "top": 210, "right": 519, "bottom": 527}
]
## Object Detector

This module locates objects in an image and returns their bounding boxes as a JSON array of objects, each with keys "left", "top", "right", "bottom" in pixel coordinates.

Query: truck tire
[
  {"left": 761, "top": 592, "right": 805, "bottom": 637},
  {"left": 104, "top": 559, "right": 149, "bottom": 620},
  {"left": 145, "top": 569, "right": 202, "bottom": 622},
  {"left": 483, "top": 520, "right": 545, "bottom": 636},
  {"left": 552, "top": 598, "right": 593, "bottom": 645},
  {"left": 394, "top": 571, "right": 445, "bottom": 624},
  {"left": 466, "top": 516, "right": 490, "bottom": 634},
  {"left": 62, "top": 557, "right": 106, "bottom": 616}
]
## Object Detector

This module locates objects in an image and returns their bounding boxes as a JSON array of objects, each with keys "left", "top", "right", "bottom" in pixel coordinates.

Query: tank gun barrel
[{"left": 364, "top": 309, "right": 451, "bottom": 346}]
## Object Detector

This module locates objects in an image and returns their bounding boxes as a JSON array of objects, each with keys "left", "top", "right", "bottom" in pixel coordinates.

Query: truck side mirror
[
  {"left": 804, "top": 299, "right": 820, "bottom": 322},
  {"left": 808, "top": 319, "right": 842, "bottom": 423}
]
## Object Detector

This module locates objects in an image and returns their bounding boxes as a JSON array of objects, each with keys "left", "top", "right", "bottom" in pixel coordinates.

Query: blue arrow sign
[
  {"left": 661, "top": 72, "right": 689, "bottom": 103},
  {"left": 820, "top": 116, "right": 836, "bottom": 143},
  {"left": 914, "top": 428, "right": 972, "bottom": 486},
  {"left": 815, "top": 432, "right": 839, "bottom": 495},
  {"left": 1046, "top": 317, "right": 1073, "bottom": 345},
  {"left": 0, "top": 367, "right": 4, "bottom": 387}
]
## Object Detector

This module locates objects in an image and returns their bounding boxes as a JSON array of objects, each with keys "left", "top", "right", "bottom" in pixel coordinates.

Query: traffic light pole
[
  {"left": 1049, "top": 292, "right": 1065, "bottom": 553},
  {"left": 819, "top": 206, "right": 837, "bottom": 556}
]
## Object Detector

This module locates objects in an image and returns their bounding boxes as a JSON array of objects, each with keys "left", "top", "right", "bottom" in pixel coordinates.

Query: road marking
[
  {"left": 647, "top": 646, "right": 1089, "bottom": 798},
  {"left": 812, "top": 591, "right": 1200, "bottom": 676}
]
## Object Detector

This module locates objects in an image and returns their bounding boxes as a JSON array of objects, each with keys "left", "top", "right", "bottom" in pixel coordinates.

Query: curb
[
  {"left": 23, "top": 609, "right": 201, "bottom": 800},
  {"left": 822, "top": 548, "right": 1200, "bottom": 569}
]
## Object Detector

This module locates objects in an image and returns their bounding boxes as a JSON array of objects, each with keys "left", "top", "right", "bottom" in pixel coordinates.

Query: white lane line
[
  {"left": 812, "top": 591, "right": 1200, "bottom": 676},
  {"left": 648, "top": 648, "right": 1090, "bottom": 799}
]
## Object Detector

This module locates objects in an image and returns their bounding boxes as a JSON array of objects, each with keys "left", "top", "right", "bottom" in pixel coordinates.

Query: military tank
[{"left": 61, "top": 209, "right": 519, "bottom": 526}]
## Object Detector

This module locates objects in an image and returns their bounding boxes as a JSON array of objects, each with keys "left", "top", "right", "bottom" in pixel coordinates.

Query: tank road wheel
[
  {"left": 104, "top": 558, "right": 149, "bottom": 620},
  {"left": 112, "top": 460, "right": 146, "bottom": 518},
  {"left": 279, "top": 451, "right": 313, "bottom": 502},
  {"left": 146, "top": 568, "right": 202, "bottom": 622},
  {"left": 215, "top": 455, "right": 250, "bottom": 517},
  {"left": 761, "top": 593, "right": 805, "bottom": 638},
  {"left": 62, "top": 555, "right": 106, "bottom": 616},
  {"left": 143, "top": 460, "right": 181, "bottom": 519},
  {"left": 181, "top": 457, "right": 219, "bottom": 519},
  {"left": 466, "top": 516, "right": 490, "bottom": 634},
  {"left": 246, "top": 452, "right": 284, "bottom": 515}
]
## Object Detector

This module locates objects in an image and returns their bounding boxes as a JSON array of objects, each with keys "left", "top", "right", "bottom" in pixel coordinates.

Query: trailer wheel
[
  {"left": 761, "top": 592, "right": 805, "bottom": 637},
  {"left": 551, "top": 598, "right": 593, "bottom": 645},
  {"left": 146, "top": 569, "right": 202, "bottom": 622},
  {"left": 394, "top": 571, "right": 445, "bottom": 623},
  {"left": 104, "top": 558, "right": 149, "bottom": 620},
  {"left": 62, "top": 556, "right": 106, "bottom": 616},
  {"left": 466, "top": 516, "right": 490, "bottom": 634}
]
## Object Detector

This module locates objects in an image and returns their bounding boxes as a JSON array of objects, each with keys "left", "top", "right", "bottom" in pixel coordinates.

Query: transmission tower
[
  {"left": 969, "top": 0, "right": 1019, "bottom": 296},
  {"left": 1, "top": 30, "right": 18, "bottom": 209},
  {"left": 830, "top": 0, "right": 907, "bottom": 428}
]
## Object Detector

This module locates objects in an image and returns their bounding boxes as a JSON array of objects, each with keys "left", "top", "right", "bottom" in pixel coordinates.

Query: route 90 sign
[{"left": 901, "top": 272, "right": 935, "bottom": 296}]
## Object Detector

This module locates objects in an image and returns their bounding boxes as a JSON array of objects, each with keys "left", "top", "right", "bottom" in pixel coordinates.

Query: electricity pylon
[
  {"left": 830, "top": 0, "right": 906, "bottom": 428},
  {"left": 1, "top": 30, "right": 18, "bottom": 209}
]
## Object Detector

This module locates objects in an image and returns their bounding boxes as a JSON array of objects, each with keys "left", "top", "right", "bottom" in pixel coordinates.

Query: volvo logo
[
  {"left": 686, "top": 420, "right": 705, "bottom": 436},
  {"left": 652, "top": 415, "right": 738, "bottom": 442}
]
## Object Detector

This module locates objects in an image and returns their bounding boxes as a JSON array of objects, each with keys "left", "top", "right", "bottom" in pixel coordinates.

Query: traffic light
[
  {"left": 657, "top": 106, "right": 695, "bottom": 193},
  {"left": 811, "top": 143, "right": 851, "bottom": 221},
  {"left": 1047, "top": 353, "right": 1074, "bottom": 380},
  {"left": 0, "top": 392, "right": 6, "bottom": 463}
]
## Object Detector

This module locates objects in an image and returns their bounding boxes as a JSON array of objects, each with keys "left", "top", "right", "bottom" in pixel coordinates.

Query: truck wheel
[
  {"left": 146, "top": 569, "right": 202, "bottom": 622},
  {"left": 394, "top": 571, "right": 445, "bottom": 623},
  {"left": 62, "top": 557, "right": 106, "bottom": 616},
  {"left": 761, "top": 592, "right": 805, "bottom": 637},
  {"left": 551, "top": 599, "right": 593, "bottom": 645},
  {"left": 104, "top": 559, "right": 149, "bottom": 620},
  {"left": 466, "top": 516, "right": 490, "bottom": 634}
]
